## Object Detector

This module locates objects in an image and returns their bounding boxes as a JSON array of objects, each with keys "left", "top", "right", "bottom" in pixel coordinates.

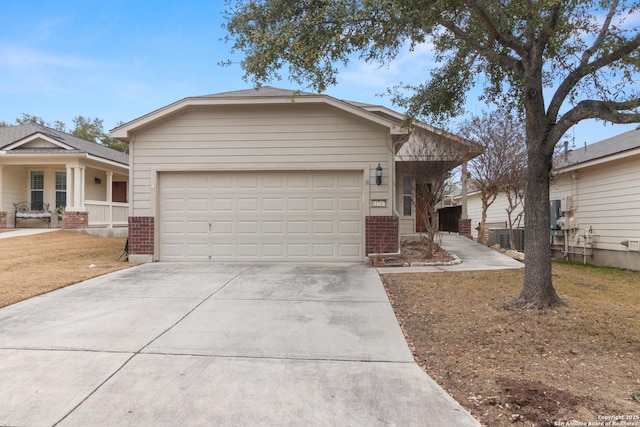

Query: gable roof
[
  {"left": 555, "top": 128, "right": 640, "bottom": 171},
  {"left": 0, "top": 123, "right": 128, "bottom": 166},
  {"left": 111, "top": 86, "right": 410, "bottom": 142}
]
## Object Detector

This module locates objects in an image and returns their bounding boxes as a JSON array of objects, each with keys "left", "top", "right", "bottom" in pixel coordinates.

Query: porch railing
[{"left": 85, "top": 201, "right": 128, "bottom": 228}]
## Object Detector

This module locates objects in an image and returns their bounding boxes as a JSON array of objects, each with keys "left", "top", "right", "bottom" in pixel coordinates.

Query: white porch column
[
  {"left": 66, "top": 166, "right": 73, "bottom": 208},
  {"left": 461, "top": 162, "right": 468, "bottom": 220},
  {"left": 73, "top": 167, "right": 81, "bottom": 209},
  {"left": 0, "top": 165, "right": 3, "bottom": 208},
  {"left": 72, "top": 167, "right": 86, "bottom": 210},
  {"left": 106, "top": 171, "right": 113, "bottom": 228}
]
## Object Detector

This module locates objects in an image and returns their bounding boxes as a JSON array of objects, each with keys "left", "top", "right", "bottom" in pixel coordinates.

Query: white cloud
[
  {"left": 339, "top": 40, "right": 437, "bottom": 89},
  {"left": 0, "top": 45, "right": 102, "bottom": 70}
]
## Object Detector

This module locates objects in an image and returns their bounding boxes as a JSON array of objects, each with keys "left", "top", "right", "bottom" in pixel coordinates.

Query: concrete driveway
[{"left": 0, "top": 263, "right": 480, "bottom": 426}]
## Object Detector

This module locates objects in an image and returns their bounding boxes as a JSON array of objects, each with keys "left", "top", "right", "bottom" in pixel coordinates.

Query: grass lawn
[
  {"left": 382, "top": 262, "right": 640, "bottom": 426},
  {"left": 0, "top": 230, "right": 132, "bottom": 308}
]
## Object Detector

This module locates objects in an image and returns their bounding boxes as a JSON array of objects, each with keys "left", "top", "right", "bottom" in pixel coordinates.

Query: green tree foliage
[
  {"left": 70, "top": 116, "right": 129, "bottom": 153},
  {"left": 224, "top": 0, "right": 640, "bottom": 308},
  {"left": 14, "top": 113, "right": 66, "bottom": 131}
]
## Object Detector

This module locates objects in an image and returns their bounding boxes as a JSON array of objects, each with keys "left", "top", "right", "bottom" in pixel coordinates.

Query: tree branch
[
  {"left": 537, "top": 2, "right": 562, "bottom": 50},
  {"left": 468, "top": 0, "right": 526, "bottom": 56},
  {"left": 548, "top": 97, "right": 640, "bottom": 151},
  {"left": 438, "top": 17, "right": 523, "bottom": 74},
  {"left": 548, "top": 25, "right": 640, "bottom": 122},
  {"left": 580, "top": 0, "right": 620, "bottom": 65}
]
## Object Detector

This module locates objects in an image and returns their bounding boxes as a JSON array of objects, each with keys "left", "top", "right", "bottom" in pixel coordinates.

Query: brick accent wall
[
  {"left": 0, "top": 212, "right": 7, "bottom": 229},
  {"left": 365, "top": 216, "right": 399, "bottom": 255},
  {"left": 128, "top": 216, "right": 154, "bottom": 255},
  {"left": 458, "top": 218, "right": 472, "bottom": 239},
  {"left": 62, "top": 211, "right": 88, "bottom": 229}
]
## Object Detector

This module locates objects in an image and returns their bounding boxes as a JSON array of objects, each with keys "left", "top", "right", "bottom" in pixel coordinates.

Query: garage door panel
[
  {"left": 313, "top": 198, "right": 335, "bottom": 211},
  {"left": 339, "top": 244, "right": 361, "bottom": 257},
  {"left": 187, "top": 221, "right": 209, "bottom": 234},
  {"left": 339, "top": 221, "right": 361, "bottom": 235},
  {"left": 159, "top": 171, "right": 363, "bottom": 261},
  {"left": 339, "top": 174, "right": 361, "bottom": 189},
  {"left": 339, "top": 198, "right": 361, "bottom": 211},
  {"left": 237, "top": 221, "right": 258, "bottom": 234},
  {"left": 211, "top": 221, "right": 233, "bottom": 235},
  {"left": 287, "top": 221, "right": 309, "bottom": 235},
  {"left": 263, "top": 221, "right": 284, "bottom": 234},
  {"left": 263, "top": 198, "right": 284, "bottom": 211},
  {"left": 211, "top": 198, "right": 233, "bottom": 211}
]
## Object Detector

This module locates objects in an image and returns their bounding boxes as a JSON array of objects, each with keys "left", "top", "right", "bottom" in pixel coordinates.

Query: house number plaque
[{"left": 371, "top": 199, "right": 387, "bottom": 208}]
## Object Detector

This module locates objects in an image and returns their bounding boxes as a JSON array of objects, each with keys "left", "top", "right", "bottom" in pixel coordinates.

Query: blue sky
[{"left": 1, "top": 0, "right": 637, "bottom": 145}]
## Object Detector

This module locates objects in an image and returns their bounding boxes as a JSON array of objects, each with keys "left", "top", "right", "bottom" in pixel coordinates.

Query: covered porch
[{"left": 0, "top": 158, "right": 128, "bottom": 229}]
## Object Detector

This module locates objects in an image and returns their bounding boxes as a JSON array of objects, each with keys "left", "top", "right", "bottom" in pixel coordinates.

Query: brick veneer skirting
[
  {"left": 0, "top": 212, "right": 7, "bottom": 229},
  {"left": 458, "top": 218, "right": 472, "bottom": 239},
  {"left": 128, "top": 216, "right": 155, "bottom": 255},
  {"left": 62, "top": 211, "right": 88, "bottom": 229},
  {"left": 365, "top": 216, "right": 399, "bottom": 255}
]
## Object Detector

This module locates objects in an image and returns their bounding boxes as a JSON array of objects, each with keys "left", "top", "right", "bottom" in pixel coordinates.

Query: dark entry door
[{"left": 112, "top": 182, "right": 127, "bottom": 203}]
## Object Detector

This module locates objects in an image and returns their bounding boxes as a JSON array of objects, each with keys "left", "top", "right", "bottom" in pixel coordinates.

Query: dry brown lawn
[
  {"left": 0, "top": 230, "right": 132, "bottom": 308},
  {"left": 383, "top": 263, "right": 640, "bottom": 427}
]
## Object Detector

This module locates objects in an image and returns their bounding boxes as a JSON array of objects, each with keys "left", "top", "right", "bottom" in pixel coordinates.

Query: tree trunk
[
  {"left": 478, "top": 197, "right": 489, "bottom": 244},
  {"left": 514, "top": 139, "right": 566, "bottom": 308}
]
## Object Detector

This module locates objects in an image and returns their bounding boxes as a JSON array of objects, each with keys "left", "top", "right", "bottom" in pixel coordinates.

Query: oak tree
[{"left": 224, "top": 0, "right": 640, "bottom": 308}]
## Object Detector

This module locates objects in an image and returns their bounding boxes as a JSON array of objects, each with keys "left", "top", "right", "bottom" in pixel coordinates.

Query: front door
[
  {"left": 112, "top": 182, "right": 127, "bottom": 203},
  {"left": 415, "top": 183, "right": 431, "bottom": 233}
]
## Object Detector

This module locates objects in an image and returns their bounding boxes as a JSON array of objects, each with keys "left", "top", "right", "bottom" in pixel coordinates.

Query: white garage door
[{"left": 159, "top": 171, "right": 363, "bottom": 261}]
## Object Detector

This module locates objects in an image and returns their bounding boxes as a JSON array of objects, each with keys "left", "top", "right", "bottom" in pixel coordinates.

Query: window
[
  {"left": 55, "top": 172, "right": 66, "bottom": 209},
  {"left": 30, "top": 171, "right": 44, "bottom": 210},
  {"left": 402, "top": 176, "right": 412, "bottom": 216}
]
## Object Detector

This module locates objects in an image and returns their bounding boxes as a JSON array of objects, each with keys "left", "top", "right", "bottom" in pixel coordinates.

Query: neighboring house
[
  {"left": 112, "top": 87, "right": 480, "bottom": 263},
  {"left": 550, "top": 128, "right": 640, "bottom": 270},
  {"left": 457, "top": 190, "right": 525, "bottom": 242},
  {"left": 0, "top": 124, "right": 129, "bottom": 230}
]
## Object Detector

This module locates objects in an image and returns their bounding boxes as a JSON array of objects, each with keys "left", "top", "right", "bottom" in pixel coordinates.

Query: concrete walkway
[
  {"left": 378, "top": 233, "right": 524, "bottom": 274},
  {"left": 0, "top": 227, "right": 59, "bottom": 239},
  {"left": 0, "top": 263, "right": 481, "bottom": 426}
]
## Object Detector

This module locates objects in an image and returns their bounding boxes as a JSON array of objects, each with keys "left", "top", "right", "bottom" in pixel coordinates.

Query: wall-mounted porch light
[
  {"left": 94, "top": 177, "right": 102, "bottom": 184},
  {"left": 375, "top": 163, "right": 383, "bottom": 185}
]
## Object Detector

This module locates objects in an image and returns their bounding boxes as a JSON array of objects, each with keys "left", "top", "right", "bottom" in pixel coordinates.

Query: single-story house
[
  {"left": 112, "top": 87, "right": 481, "bottom": 263},
  {"left": 455, "top": 190, "right": 525, "bottom": 243},
  {"left": 550, "top": 128, "right": 640, "bottom": 270},
  {"left": 0, "top": 123, "right": 129, "bottom": 230}
]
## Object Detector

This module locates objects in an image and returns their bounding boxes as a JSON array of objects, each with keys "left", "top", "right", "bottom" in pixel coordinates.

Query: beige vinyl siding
[
  {"left": 85, "top": 167, "right": 107, "bottom": 202},
  {"left": 466, "top": 192, "right": 525, "bottom": 240},
  {"left": 2, "top": 166, "right": 28, "bottom": 226},
  {"left": 551, "top": 153, "right": 640, "bottom": 251},
  {"left": 130, "top": 104, "right": 393, "bottom": 218}
]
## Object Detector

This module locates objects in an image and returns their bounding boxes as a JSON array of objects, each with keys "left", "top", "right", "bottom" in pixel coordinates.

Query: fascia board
[
  {"left": 85, "top": 154, "right": 129, "bottom": 170},
  {"left": 3, "top": 133, "right": 74, "bottom": 151},
  {"left": 111, "top": 95, "right": 409, "bottom": 140},
  {"left": 555, "top": 147, "right": 640, "bottom": 173}
]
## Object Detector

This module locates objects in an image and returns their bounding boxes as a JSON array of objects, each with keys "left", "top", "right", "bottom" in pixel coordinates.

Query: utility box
[
  {"left": 561, "top": 195, "right": 572, "bottom": 212},
  {"left": 550, "top": 200, "right": 563, "bottom": 236}
]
